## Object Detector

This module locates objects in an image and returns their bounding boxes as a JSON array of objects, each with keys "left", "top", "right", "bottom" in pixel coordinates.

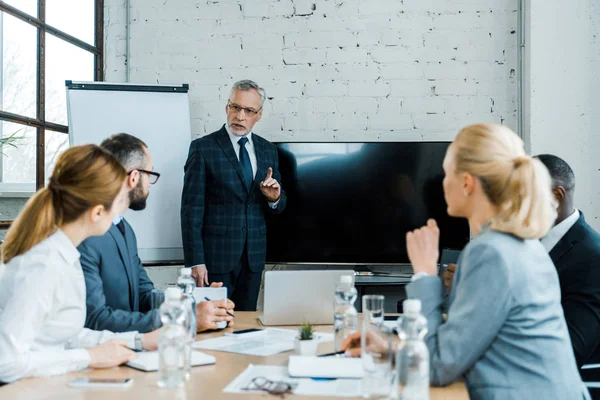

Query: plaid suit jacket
[{"left": 181, "top": 125, "right": 287, "bottom": 274}]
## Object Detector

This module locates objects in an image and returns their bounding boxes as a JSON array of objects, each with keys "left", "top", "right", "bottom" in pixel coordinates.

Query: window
[{"left": 0, "top": 0, "right": 103, "bottom": 202}]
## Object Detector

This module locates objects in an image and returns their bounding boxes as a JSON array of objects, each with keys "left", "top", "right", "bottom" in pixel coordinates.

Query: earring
[{"left": 463, "top": 190, "right": 468, "bottom": 197}]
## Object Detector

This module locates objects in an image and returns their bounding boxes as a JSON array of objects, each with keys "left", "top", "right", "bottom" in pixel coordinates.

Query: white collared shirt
[
  {"left": 0, "top": 230, "right": 138, "bottom": 383},
  {"left": 225, "top": 123, "right": 257, "bottom": 178},
  {"left": 541, "top": 209, "right": 580, "bottom": 252}
]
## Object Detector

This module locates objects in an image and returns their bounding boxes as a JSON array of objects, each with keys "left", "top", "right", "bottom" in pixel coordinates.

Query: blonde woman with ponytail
[
  {"left": 0, "top": 145, "right": 158, "bottom": 384},
  {"left": 342, "top": 124, "right": 589, "bottom": 399}
]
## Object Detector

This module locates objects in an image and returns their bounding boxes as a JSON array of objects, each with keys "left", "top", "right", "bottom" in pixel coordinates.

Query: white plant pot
[{"left": 294, "top": 338, "right": 318, "bottom": 356}]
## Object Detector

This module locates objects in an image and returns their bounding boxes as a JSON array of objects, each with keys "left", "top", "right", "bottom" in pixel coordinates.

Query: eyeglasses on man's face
[
  {"left": 227, "top": 100, "right": 262, "bottom": 117},
  {"left": 128, "top": 169, "right": 160, "bottom": 184}
]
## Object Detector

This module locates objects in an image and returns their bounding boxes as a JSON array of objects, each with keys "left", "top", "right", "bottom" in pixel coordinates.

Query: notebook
[
  {"left": 126, "top": 350, "right": 216, "bottom": 372},
  {"left": 288, "top": 355, "right": 363, "bottom": 379}
]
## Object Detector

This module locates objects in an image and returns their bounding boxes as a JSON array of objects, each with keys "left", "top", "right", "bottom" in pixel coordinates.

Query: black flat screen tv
[{"left": 265, "top": 142, "right": 470, "bottom": 265}]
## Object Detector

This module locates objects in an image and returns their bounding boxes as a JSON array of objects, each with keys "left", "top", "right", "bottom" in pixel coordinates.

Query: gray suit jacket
[
  {"left": 406, "top": 230, "right": 590, "bottom": 400},
  {"left": 78, "top": 219, "right": 158, "bottom": 333}
]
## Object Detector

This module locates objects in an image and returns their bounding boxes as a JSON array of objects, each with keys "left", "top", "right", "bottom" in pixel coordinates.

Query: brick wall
[{"left": 104, "top": 0, "right": 518, "bottom": 141}]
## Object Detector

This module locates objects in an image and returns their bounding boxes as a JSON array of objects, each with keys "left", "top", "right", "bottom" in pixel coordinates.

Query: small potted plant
[{"left": 294, "top": 322, "right": 318, "bottom": 356}]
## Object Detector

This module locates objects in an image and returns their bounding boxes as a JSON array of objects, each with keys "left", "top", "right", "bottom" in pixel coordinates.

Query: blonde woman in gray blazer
[{"left": 404, "top": 124, "right": 589, "bottom": 399}]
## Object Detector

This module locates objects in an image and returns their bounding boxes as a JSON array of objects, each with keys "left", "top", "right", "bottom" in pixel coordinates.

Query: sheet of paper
[
  {"left": 126, "top": 350, "right": 215, "bottom": 372},
  {"left": 193, "top": 328, "right": 333, "bottom": 356},
  {"left": 223, "top": 364, "right": 362, "bottom": 398},
  {"left": 288, "top": 355, "right": 363, "bottom": 379}
]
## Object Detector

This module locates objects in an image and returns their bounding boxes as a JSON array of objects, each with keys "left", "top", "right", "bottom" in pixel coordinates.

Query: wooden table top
[{"left": 0, "top": 312, "right": 468, "bottom": 399}]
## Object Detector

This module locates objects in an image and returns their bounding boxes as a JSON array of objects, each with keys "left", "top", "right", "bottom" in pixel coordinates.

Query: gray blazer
[{"left": 406, "top": 230, "right": 590, "bottom": 400}]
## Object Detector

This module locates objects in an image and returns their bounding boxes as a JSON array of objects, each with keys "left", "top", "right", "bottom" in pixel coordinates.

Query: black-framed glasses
[
  {"left": 128, "top": 169, "right": 160, "bottom": 184},
  {"left": 227, "top": 100, "right": 262, "bottom": 117},
  {"left": 242, "top": 376, "right": 294, "bottom": 397}
]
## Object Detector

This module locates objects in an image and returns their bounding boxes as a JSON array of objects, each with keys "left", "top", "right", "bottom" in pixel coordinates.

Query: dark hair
[
  {"left": 100, "top": 133, "right": 148, "bottom": 170},
  {"left": 2, "top": 145, "right": 126, "bottom": 264},
  {"left": 535, "top": 154, "right": 576, "bottom": 192}
]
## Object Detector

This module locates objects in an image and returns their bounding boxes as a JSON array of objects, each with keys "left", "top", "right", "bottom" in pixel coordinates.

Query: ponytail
[
  {"left": 490, "top": 156, "right": 556, "bottom": 239},
  {"left": 2, "top": 188, "right": 57, "bottom": 264}
]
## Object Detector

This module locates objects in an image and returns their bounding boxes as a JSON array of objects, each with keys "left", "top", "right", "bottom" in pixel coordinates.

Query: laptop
[{"left": 259, "top": 270, "right": 354, "bottom": 326}]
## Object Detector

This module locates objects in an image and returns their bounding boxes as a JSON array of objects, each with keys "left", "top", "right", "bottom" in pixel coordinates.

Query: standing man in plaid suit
[{"left": 181, "top": 80, "right": 287, "bottom": 311}]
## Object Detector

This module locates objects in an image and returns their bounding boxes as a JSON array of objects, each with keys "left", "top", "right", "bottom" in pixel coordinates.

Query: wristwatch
[{"left": 134, "top": 333, "right": 144, "bottom": 351}]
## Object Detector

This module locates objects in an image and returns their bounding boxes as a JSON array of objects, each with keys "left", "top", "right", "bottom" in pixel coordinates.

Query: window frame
[{"left": 0, "top": 0, "right": 104, "bottom": 228}]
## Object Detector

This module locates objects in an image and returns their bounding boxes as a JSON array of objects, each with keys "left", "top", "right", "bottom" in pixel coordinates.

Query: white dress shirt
[
  {"left": 225, "top": 123, "right": 257, "bottom": 178},
  {"left": 0, "top": 230, "right": 138, "bottom": 383},
  {"left": 541, "top": 209, "right": 580, "bottom": 252}
]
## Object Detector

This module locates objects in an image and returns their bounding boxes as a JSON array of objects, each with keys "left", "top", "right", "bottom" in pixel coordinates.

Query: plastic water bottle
[
  {"left": 395, "top": 299, "right": 429, "bottom": 400},
  {"left": 334, "top": 274, "right": 358, "bottom": 352},
  {"left": 157, "top": 287, "right": 187, "bottom": 388},
  {"left": 177, "top": 268, "right": 197, "bottom": 379}
]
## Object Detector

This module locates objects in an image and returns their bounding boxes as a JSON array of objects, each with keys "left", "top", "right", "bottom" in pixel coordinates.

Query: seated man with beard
[{"left": 79, "top": 133, "right": 234, "bottom": 334}]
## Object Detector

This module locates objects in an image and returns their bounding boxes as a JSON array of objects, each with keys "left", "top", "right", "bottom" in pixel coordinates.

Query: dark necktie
[
  {"left": 116, "top": 219, "right": 126, "bottom": 238},
  {"left": 238, "top": 137, "right": 253, "bottom": 190}
]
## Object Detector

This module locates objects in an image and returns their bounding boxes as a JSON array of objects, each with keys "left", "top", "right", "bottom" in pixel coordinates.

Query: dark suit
[
  {"left": 181, "top": 125, "right": 286, "bottom": 311},
  {"left": 550, "top": 212, "right": 600, "bottom": 368},
  {"left": 78, "top": 219, "right": 158, "bottom": 333}
]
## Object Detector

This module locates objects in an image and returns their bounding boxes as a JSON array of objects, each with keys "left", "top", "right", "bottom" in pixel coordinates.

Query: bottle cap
[
  {"left": 165, "top": 287, "right": 182, "bottom": 300},
  {"left": 180, "top": 268, "right": 192, "bottom": 276},
  {"left": 403, "top": 299, "right": 422, "bottom": 315},
  {"left": 340, "top": 275, "right": 353, "bottom": 284}
]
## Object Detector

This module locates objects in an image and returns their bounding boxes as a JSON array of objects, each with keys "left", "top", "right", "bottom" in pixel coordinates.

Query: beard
[{"left": 129, "top": 180, "right": 148, "bottom": 211}]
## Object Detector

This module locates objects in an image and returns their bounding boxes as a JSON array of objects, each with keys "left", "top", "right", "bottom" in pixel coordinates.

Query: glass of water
[{"left": 362, "top": 295, "right": 394, "bottom": 399}]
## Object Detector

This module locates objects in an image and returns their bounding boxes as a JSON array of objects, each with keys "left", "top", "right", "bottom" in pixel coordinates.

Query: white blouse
[{"left": 0, "top": 230, "right": 138, "bottom": 383}]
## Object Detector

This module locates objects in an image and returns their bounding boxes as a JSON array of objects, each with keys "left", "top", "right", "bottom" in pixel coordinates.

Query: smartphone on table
[{"left": 68, "top": 377, "right": 133, "bottom": 388}]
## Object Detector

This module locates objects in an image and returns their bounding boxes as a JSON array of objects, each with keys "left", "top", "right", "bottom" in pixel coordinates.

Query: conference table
[{"left": 0, "top": 312, "right": 469, "bottom": 399}]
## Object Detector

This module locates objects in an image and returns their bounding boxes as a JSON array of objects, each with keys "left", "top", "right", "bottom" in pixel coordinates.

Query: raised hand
[
  {"left": 259, "top": 167, "right": 281, "bottom": 202},
  {"left": 406, "top": 219, "right": 440, "bottom": 276}
]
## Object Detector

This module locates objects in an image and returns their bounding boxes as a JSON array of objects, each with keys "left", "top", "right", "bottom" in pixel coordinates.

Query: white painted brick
[
  {"left": 315, "top": 0, "right": 359, "bottom": 17},
  {"left": 401, "top": 96, "right": 446, "bottom": 114},
  {"left": 270, "top": 65, "right": 317, "bottom": 82},
  {"left": 309, "top": 97, "right": 337, "bottom": 113},
  {"left": 357, "top": 31, "right": 380, "bottom": 47},
  {"left": 413, "top": 113, "right": 461, "bottom": 132},
  {"left": 432, "top": 80, "right": 479, "bottom": 96},
  {"left": 390, "top": 80, "right": 435, "bottom": 97},
  {"left": 285, "top": 31, "right": 358, "bottom": 48},
  {"left": 370, "top": 46, "right": 416, "bottom": 63},
  {"left": 243, "top": 34, "right": 284, "bottom": 51},
  {"left": 368, "top": 114, "right": 413, "bottom": 131},
  {"left": 257, "top": 115, "right": 284, "bottom": 133},
  {"left": 241, "top": 0, "right": 271, "bottom": 18},
  {"left": 380, "top": 63, "right": 423, "bottom": 80},
  {"left": 304, "top": 81, "right": 348, "bottom": 97},
  {"left": 265, "top": 82, "right": 304, "bottom": 99},
  {"left": 241, "top": 49, "right": 283, "bottom": 67},
  {"left": 107, "top": 0, "right": 517, "bottom": 142},
  {"left": 326, "top": 47, "right": 369, "bottom": 64},
  {"left": 347, "top": 81, "right": 390, "bottom": 97},
  {"left": 358, "top": 0, "right": 404, "bottom": 15},
  {"left": 294, "top": 0, "right": 316, "bottom": 16},
  {"left": 283, "top": 48, "right": 327, "bottom": 65},
  {"left": 337, "top": 64, "right": 381, "bottom": 81},
  {"left": 272, "top": 0, "right": 295, "bottom": 17},
  {"left": 326, "top": 113, "right": 368, "bottom": 130},
  {"left": 335, "top": 98, "right": 379, "bottom": 114},
  {"left": 284, "top": 113, "right": 327, "bottom": 130},
  {"left": 194, "top": 1, "right": 243, "bottom": 20}
]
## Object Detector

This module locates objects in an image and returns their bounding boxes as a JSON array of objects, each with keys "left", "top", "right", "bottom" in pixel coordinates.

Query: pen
[
  {"left": 317, "top": 350, "right": 346, "bottom": 357},
  {"left": 204, "top": 296, "right": 235, "bottom": 318}
]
